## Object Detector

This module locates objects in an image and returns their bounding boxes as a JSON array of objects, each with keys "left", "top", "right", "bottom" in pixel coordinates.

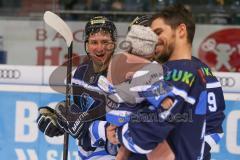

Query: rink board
[{"left": 0, "top": 84, "right": 239, "bottom": 160}]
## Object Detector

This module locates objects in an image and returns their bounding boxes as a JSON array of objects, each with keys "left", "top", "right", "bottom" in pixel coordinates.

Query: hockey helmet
[{"left": 84, "top": 16, "right": 117, "bottom": 43}]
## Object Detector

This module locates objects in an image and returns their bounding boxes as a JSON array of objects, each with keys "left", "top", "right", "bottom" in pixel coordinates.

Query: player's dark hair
[{"left": 151, "top": 4, "right": 195, "bottom": 44}]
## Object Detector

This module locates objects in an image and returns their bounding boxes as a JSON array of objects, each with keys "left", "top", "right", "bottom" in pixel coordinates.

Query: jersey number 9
[{"left": 208, "top": 92, "right": 217, "bottom": 112}]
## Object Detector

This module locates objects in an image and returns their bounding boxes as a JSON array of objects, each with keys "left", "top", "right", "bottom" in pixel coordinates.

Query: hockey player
[
  {"left": 103, "top": 23, "right": 175, "bottom": 160},
  {"left": 149, "top": 5, "right": 225, "bottom": 159},
  {"left": 191, "top": 56, "right": 225, "bottom": 160},
  {"left": 106, "top": 4, "right": 225, "bottom": 160},
  {"left": 37, "top": 16, "right": 118, "bottom": 160}
]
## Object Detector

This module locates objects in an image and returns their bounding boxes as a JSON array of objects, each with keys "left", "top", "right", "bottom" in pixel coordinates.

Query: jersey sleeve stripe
[
  {"left": 172, "top": 87, "right": 196, "bottom": 104},
  {"left": 121, "top": 123, "right": 152, "bottom": 154},
  {"left": 89, "top": 120, "right": 107, "bottom": 147},
  {"left": 89, "top": 121, "right": 97, "bottom": 146},
  {"left": 206, "top": 82, "right": 221, "bottom": 89},
  {"left": 72, "top": 78, "right": 101, "bottom": 92},
  {"left": 205, "top": 133, "right": 224, "bottom": 148},
  {"left": 98, "top": 121, "right": 107, "bottom": 141}
]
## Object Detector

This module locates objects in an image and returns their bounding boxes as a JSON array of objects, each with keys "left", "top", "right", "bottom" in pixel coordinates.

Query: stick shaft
[
  {"left": 63, "top": 42, "right": 73, "bottom": 160},
  {"left": 63, "top": 132, "right": 69, "bottom": 160}
]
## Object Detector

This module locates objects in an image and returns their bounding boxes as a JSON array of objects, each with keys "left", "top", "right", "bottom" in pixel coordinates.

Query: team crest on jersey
[
  {"left": 89, "top": 75, "right": 96, "bottom": 84},
  {"left": 198, "top": 28, "right": 240, "bottom": 72},
  {"left": 79, "top": 93, "right": 95, "bottom": 112},
  {"left": 118, "top": 117, "right": 124, "bottom": 123}
]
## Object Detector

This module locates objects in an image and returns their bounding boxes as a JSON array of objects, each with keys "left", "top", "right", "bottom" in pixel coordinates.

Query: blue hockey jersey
[
  {"left": 71, "top": 60, "right": 115, "bottom": 160},
  {"left": 116, "top": 57, "right": 225, "bottom": 160},
  {"left": 192, "top": 57, "right": 225, "bottom": 149}
]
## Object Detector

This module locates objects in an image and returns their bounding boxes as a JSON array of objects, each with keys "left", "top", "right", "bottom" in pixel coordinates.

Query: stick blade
[{"left": 43, "top": 11, "right": 73, "bottom": 47}]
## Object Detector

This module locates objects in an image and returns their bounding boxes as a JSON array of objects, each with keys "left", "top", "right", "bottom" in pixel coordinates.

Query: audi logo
[
  {"left": 0, "top": 69, "right": 21, "bottom": 79},
  {"left": 217, "top": 76, "right": 235, "bottom": 87}
]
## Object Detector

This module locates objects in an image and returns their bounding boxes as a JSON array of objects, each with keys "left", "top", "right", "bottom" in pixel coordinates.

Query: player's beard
[
  {"left": 91, "top": 52, "right": 113, "bottom": 73},
  {"left": 155, "top": 42, "right": 174, "bottom": 64},
  {"left": 154, "top": 34, "right": 175, "bottom": 64}
]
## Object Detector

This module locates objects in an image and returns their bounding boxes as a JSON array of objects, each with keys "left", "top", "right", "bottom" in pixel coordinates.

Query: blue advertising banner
[
  {"left": 0, "top": 85, "right": 239, "bottom": 160},
  {"left": 211, "top": 100, "right": 240, "bottom": 160},
  {"left": 0, "top": 85, "right": 80, "bottom": 160}
]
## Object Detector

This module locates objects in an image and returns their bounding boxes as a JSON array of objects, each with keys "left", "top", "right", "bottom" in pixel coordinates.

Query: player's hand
[
  {"left": 37, "top": 106, "right": 65, "bottom": 137},
  {"left": 55, "top": 101, "right": 89, "bottom": 139},
  {"left": 106, "top": 124, "right": 119, "bottom": 144}
]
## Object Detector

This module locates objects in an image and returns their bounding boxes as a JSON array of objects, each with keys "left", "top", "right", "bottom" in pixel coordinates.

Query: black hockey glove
[
  {"left": 55, "top": 101, "right": 91, "bottom": 139},
  {"left": 37, "top": 106, "right": 65, "bottom": 137}
]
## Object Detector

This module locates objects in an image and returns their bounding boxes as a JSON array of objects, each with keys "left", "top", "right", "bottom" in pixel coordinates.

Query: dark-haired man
[
  {"left": 107, "top": 4, "right": 225, "bottom": 160},
  {"left": 150, "top": 4, "right": 225, "bottom": 159}
]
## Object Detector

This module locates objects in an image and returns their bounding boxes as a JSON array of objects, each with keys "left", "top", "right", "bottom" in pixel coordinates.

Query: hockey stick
[{"left": 43, "top": 11, "right": 73, "bottom": 160}]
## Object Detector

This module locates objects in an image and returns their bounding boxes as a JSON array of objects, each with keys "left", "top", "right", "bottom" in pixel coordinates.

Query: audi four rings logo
[
  {"left": 0, "top": 69, "right": 21, "bottom": 79},
  {"left": 217, "top": 76, "right": 235, "bottom": 87}
]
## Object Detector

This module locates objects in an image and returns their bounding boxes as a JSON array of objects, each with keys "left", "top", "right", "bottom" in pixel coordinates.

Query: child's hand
[
  {"left": 161, "top": 98, "right": 173, "bottom": 110},
  {"left": 106, "top": 124, "right": 119, "bottom": 144},
  {"left": 116, "top": 145, "right": 131, "bottom": 160}
]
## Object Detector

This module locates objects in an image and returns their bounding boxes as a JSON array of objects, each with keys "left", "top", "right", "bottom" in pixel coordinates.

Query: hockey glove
[
  {"left": 37, "top": 106, "right": 65, "bottom": 137},
  {"left": 55, "top": 101, "right": 91, "bottom": 139}
]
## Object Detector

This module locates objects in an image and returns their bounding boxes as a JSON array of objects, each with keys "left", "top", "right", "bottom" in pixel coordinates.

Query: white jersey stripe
[{"left": 206, "top": 82, "right": 222, "bottom": 89}]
